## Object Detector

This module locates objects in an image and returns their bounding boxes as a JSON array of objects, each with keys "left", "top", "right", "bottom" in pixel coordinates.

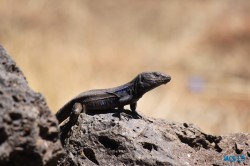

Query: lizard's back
[
  {"left": 56, "top": 81, "right": 134, "bottom": 123},
  {"left": 56, "top": 88, "right": 122, "bottom": 123}
]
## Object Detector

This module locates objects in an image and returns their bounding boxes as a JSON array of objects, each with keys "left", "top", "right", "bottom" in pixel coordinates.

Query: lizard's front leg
[
  {"left": 130, "top": 102, "right": 142, "bottom": 118},
  {"left": 119, "top": 95, "right": 141, "bottom": 118}
]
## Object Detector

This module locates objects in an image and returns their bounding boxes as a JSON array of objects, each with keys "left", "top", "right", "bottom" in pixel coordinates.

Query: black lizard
[{"left": 56, "top": 72, "right": 171, "bottom": 124}]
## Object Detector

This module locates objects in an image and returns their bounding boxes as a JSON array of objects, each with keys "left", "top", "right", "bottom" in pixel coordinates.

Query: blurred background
[{"left": 0, "top": 0, "right": 249, "bottom": 135}]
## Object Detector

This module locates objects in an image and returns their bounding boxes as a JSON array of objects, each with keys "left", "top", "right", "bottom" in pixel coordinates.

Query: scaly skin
[{"left": 56, "top": 72, "right": 171, "bottom": 124}]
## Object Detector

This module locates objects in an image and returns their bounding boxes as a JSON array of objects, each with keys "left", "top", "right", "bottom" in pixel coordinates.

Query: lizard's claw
[{"left": 132, "top": 111, "right": 142, "bottom": 119}]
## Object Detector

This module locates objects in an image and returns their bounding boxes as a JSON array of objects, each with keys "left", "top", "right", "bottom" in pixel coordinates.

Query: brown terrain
[{"left": 0, "top": 0, "right": 249, "bottom": 137}]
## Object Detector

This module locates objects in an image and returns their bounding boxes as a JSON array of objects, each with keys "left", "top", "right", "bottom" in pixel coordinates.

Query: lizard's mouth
[
  {"left": 147, "top": 76, "right": 171, "bottom": 89},
  {"left": 162, "top": 75, "right": 171, "bottom": 84},
  {"left": 148, "top": 75, "right": 171, "bottom": 87}
]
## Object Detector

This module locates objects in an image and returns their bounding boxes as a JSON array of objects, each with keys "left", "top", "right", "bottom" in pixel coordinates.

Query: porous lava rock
[
  {"left": 58, "top": 110, "right": 250, "bottom": 166},
  {"left": 0, "top": 45, "right": 64, "bottom": 166}
]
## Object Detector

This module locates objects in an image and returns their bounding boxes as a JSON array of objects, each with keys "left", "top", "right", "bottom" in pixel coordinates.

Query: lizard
[{"left": 56, "top": 71, "right": 171, "bottom": 125}]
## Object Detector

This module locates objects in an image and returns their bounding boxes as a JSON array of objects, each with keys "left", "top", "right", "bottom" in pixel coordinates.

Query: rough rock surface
[
  {"left": 0, "top": 45, "right": 64, "bottom": 166},
  {"left": 59, "top": 110, "right": 250, "bottom": 166}
]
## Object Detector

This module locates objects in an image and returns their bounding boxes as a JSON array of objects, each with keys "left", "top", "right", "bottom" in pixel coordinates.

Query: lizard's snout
[
  {"left": 166, "top": 75, "right": 171, "bottom": 81},
  {"left": 162, "top": 75, "right": 171, "bottom": 84}
]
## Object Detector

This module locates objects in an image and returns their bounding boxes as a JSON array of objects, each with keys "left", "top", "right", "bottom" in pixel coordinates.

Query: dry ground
[{"left": 1, "top": 0, "right": 250, "bottom": 135}]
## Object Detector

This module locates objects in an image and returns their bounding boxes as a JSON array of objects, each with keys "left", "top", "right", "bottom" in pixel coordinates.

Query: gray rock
[
  {"left": 0, "top": 45, "right": 64, "bottom": 166},
  {"left": 59, "top": 111, "right": 250, "bottom": 166}
]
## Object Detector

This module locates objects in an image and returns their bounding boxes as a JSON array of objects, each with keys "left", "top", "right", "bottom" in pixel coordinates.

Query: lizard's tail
[{"left": 56, "top": 101, "right": 74, "bottom": 124}]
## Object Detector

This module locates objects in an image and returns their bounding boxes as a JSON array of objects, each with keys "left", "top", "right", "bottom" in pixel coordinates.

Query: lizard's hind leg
[
  {"left": 60, "top": 103, "right": 84, "bottom": 144},
  {"left": 69, "top": 103, "right": 84, "bottom": 125}
]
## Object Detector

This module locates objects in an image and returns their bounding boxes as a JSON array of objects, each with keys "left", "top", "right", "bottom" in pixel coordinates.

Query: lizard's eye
[{"left": 155, "top": 73, "right": 160, "bottom": 77}]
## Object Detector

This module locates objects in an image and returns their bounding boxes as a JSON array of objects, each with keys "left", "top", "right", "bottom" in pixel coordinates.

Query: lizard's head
[{"left": 135, "top": 71, "right": 171, "bottom": 95}]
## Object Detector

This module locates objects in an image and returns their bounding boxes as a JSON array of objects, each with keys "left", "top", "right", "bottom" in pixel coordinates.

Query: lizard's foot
[
  {"left": 115, "top": 109, "right": 142, "bottom": 120},
  {"left": 112, "top": 109, "right": 122, "bottom": 120},
  {"left": 113, "top": 108, "right": 131, "bottom": 120},
  {"left": 130, "top": 103, "right": 141, "bottom": 119},
  {"left": 132, "top": 110, "right": 142, "bottom": 119}
]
